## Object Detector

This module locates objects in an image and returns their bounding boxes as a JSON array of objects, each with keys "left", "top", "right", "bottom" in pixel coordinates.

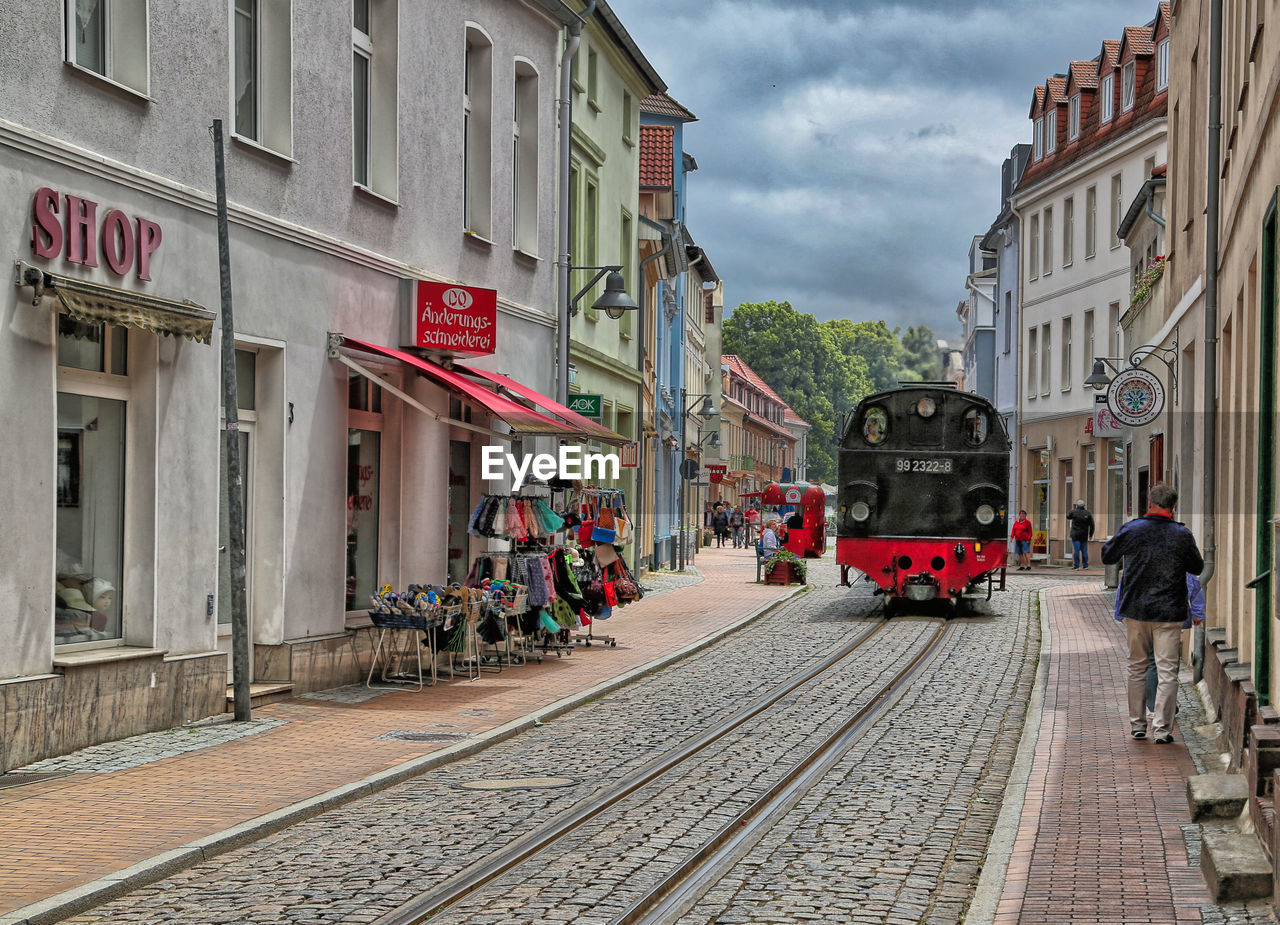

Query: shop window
[
  {"left": 345, "top": 429, "right": 380, "bottom": 611},
  {"left": 1108, "top": 440, "right": 1125, "bottom": 534},
  {"left": 65, "top": 0, "right": 150, "bottom": 96},
  {"left": 55, "top": 393, "right": 126, "bottom": 647},
  {"left": 58, "top": 317, "right": 128, "bottom": 374},
  {"left": 232, "top": 0, "right": 293, "bottom": 157},
  {"left": 1085, "top": 445, "right": 1096, "bottom": 514}
]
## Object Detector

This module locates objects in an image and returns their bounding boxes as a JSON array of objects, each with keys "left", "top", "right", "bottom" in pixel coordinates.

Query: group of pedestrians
[
  {"left": 1011, "top": 485, "right": 1205, "bottom": 746},
  {"left": 708, "top": 503, "right": 764, "bottom": 548}
]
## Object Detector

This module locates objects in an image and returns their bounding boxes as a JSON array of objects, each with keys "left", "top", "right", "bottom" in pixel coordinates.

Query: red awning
[
  {"left": 337, "top": 337, "right": 588, "bottom": 438},
  {"left": 454, "top": 364, "right": 629, "bottom": 446}
]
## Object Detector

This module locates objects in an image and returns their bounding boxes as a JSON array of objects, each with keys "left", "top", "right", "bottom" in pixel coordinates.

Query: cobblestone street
[{"left": 4, "top": 550, "right": 1276, "bottom": 924}]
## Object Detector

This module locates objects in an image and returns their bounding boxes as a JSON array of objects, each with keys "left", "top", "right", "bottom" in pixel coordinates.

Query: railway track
[{"left": 371, "top": 615, "right": 952, "bottom": 925}]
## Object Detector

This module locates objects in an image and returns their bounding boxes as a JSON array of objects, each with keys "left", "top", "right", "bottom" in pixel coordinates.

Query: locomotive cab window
[
  {"left": 962, "top": 408, "right": 989, "bottom": 446},
  {"left": 862, "top": 407, "right": 888, "bottom": 445}
]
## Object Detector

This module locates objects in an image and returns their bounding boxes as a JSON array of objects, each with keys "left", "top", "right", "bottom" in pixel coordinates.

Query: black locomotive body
[{"left": 836, "top": 385, "right": 1012, "bottom": 601}]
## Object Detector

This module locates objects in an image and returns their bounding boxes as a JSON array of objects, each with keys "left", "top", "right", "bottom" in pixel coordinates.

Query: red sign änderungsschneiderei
[{"left": 412, "top": 280, "right": 497, "bottom": 356}]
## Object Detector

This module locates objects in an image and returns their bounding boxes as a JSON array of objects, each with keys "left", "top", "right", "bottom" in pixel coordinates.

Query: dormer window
[
  {"left": 1046, "top": 110, "right": 1057, "bottom": 153},
  {"left": 1122, "top": 61, "right": 1135, "bottom": 110},
  {"left": 1101, "top": 73, "right": 1115, "bottom": 122},
  {"left": 1069, "top": 94, "right": 1081, "bottom": 139},
  {"left": 1157, "top": 39, "right": 1170, "bottom": 90},
  {"left": 1033, "top": 117, "right": 1044, "bottom": 159}
]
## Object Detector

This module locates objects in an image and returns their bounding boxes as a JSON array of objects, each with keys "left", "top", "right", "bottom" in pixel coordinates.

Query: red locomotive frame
[{"left": 838, "top": 536, "right": 1007, "bottom": 600}]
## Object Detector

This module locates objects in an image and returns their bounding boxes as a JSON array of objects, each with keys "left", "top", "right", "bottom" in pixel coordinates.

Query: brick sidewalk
[
  {"left": 0, "top": 546, "right": 794, "bottom": 919},
  {"left": 994, "top": 584, "right": 1209, "bottom": 924}
]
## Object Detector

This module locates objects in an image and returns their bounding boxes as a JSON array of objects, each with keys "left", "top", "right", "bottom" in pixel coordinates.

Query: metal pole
[
  {"left": 677, "top": 387, "right": 686, "bottom": 571},
  {"left": 211, "top": 120, "right": 251, "bottom": 721}
]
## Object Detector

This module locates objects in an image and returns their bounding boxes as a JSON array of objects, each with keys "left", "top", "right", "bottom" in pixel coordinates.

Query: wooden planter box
[{"left": 764, "top": 561, "right": 805, "bottom": 585}]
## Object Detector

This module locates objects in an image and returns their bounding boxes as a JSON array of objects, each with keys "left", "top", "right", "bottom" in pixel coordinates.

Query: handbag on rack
[
  {"left": 592, "top": 506, "right": 617, "bottom": 544},
  {"left": 593, "top": 542, "right": 620, "bottom": 566},
  {"left": 614, "top": 500, "right": 634, "bottom": 546}
]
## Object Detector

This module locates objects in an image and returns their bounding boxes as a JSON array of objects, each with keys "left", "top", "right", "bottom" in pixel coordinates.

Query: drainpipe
[
  {"left": 636, "top": 222, "right": 675, "bottom": 571},
  {"left": 555, "top": 0, "right": 595, "bottom": 407},
  {"left": 1195, "top": 0, "right": 1222, "bottom": 681}
]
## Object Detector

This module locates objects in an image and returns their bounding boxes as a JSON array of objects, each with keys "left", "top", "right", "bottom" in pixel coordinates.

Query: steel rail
[
  {"left": 371, "top": 615, "right": 891, "bottom": 925},
  {"left": 613, "top": 619, "right": 952, "bottom": 925}
]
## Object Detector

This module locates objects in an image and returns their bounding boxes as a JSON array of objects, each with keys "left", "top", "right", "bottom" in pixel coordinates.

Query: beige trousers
[{"left": 1126, "top": 619, "right": 1182, "bottom": 736}]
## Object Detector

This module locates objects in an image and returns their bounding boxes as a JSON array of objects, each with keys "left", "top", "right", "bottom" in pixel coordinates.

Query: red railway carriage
[{"left": 836, "top": 385, "right": 1011, "bottom": 603}]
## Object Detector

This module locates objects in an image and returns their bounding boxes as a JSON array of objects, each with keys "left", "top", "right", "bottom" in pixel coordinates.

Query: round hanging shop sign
[{"left": 1107, "top": 368, "right": 1166, "bottom": 427}]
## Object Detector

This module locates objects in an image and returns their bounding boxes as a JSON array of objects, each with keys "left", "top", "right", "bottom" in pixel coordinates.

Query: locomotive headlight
[
  {"left": 850, "top": 501, "right": 871, "bottom": 522},
  {"left": 976, "top": 504, "right": 996, "bottom": 525},
  {"left": 916, "top": 397, "right": 937, "bottom": 418}
]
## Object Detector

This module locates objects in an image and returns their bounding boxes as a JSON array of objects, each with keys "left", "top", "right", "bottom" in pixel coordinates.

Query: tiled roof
[
  {"left": 639, "top": 125, "right": 674, "bottom": 188},
  {"left": 1069, "top": 60, "right": 1099, "bottom": 90},
  {"left": 1046, "top": 76, "right": 1068, "bottom": 103},
  {"left": 1100, "top": 39, "right": 1121, "bottom": 71},
  {"left": 1029, "top": 84, "right": 1046, "bottom": 118},
  {"left": 640, "top": 91, "right": 697, "bottom": 122},
  {"left": 1124, "top": 24, "right": 1155, "bottom": 55},
  {"left": 784, "top": 409, "right": 811, "bottom": 428},
  {"left": 721, "top": 355, "right": 800, "bottom": 437},
  {"left": 1151, "top": 162, "right": 1167, "bottom": 177}
]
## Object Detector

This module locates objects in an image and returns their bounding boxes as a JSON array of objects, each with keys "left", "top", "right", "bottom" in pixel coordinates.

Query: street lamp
[
  {"left": 557, "top": 264, "right": 640, "bottom": 405},
  {"left": 1086, "top": 333, "right": 1179, "bottom": 403}
]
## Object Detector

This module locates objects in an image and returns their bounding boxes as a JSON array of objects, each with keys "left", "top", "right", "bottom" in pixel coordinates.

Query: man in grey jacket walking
[{"left": 1101, "top": 483, "right": 1204, "bottom": 745}]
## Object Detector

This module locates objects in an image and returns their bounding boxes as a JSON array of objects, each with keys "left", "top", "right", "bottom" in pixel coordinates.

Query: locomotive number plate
[{"left": 894, "top": 458, "right": 953, "bottom": 474}]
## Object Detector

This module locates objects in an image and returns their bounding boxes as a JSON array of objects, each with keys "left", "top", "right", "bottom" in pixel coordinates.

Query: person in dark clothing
[
  {"left": 711, "top": 504, "right": 730, "bottom": 548},
  {"left": 1101, "top": 483, "right": 1204, "bottom": 745},
  {"left": 729, "top": 506, "right": 745, "bottom": 548},
  {"left": 1066, "top": 499, "right": 1095, "bottom": 569}
]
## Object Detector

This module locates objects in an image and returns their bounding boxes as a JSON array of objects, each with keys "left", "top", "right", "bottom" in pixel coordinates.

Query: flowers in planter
[
  {"left": 763, "top": 549, "right": 807, "bottom": 583},
  {"left": 1129, "top": 255, "right": 1166, "bottom": 308}
]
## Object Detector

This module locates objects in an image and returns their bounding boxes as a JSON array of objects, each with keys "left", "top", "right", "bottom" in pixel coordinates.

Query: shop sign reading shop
[
  {"left": 402, "top": 279, "right": 497, "bottom": 356},
  {"left": 30, "top": 187, "right": 163, "bottom": 280}
]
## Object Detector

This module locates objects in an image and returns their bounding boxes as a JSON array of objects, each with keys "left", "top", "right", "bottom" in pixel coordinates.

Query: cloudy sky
[{"left": 609, "top": 0, "right": 1163, "bottom": 339}]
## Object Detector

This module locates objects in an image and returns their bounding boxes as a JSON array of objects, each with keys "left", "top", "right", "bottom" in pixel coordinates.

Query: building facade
[
  {"left": 0, "top": 0, "right": 646, "bottom": 769},
  {"left": 1013, "top": 6, "right": 1169, "bottom": 563}
]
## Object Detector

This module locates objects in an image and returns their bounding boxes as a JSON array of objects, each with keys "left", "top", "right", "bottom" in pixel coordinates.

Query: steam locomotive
[{"left": 836, "top": 384, "right": 1011, "bottom": 604}]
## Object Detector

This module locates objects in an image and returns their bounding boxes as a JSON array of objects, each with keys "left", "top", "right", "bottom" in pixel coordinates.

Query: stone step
[
  {"left": 226, "top": 682, "right": 295, "bottom": 708},
  {"left": 1201, "top": 829, "right": 1273, "bottom": 902},
  {"left": 1188, "top": 773, "right": 1250, "bottom": 821}
]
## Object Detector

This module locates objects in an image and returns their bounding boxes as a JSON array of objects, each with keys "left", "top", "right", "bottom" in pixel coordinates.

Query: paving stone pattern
[{"left": 18, "top": 719, "right": 287, "bottom": 774}]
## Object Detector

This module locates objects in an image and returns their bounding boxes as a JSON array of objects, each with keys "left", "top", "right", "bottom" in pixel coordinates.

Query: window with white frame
[
  {"left": 352, "top": 0, "right": 398, "bottom": 199},
  {"left": 1069, "top": 94, "right": 1081, "bottom": 138},
  {"left": 587, "top": 47, "right": 599, "bottom": 110},
  {"left": 512, "top": 60, "right": 538, "bottom": 255},
  {"left": 1122, "top": 60, "right": 1135, "bottom": 110},
  {"left": 1027, "top": 327, "right": 1039, "bottom": 398},
  {"left": 1004, "top": 291, "right": 1012, "bottom": 354},
  {"left": 233, "top": 0, "right": 292, "bottom": 157},
  {"left": 1101, "top": 73, "right": 1115, "bottom": 122},
  {"left": 1046, "top": 111, "right": 1057, "bottom": 153},
  {"left": 1041, "top": 323, "right": 1051, "bottom": 394},
  {"left": 1085, "top": 185, "right": 1097, "bottom": 257},
  {"left": 1061, "top": 316, "right": 1072, "bottom": 390},
  {"left": 1029, "top": 213, "right": 1040, "bottom": 279},
  {"left": 1043, "top": 205, "right": 1053, "bottom": 276},
  {"left": 464, "top": 25, "right": 493, "bottom": 237},
  {"left": 65, "top": 0, "right": 149, "bottom": 95},
  {"left": 1063, "top": 196, "right": 1074, "bottom": 266},
  {"left": 622, "top": 91, "right": 634, "bottom": 145},
  {"left": 1033, "top": 117, "right": 1044, "bottom": 160},
  {"left": 1111, "top": 173, "right": 1123, "bottom": 247},
  {"left": 1157, "top": 38, "right": 1169, "bottom": 90},
  {"left": 1084, "top": 309, "right": 1095, "bottom": 381}
]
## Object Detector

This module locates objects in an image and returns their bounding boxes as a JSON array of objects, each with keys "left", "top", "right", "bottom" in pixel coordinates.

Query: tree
[
  {"left": 899, "top": 324, "right": 941, "bottom": 381},
  {"left": 722, "top": 301, "right": 872, "bottom": 483},
  {"left": 824, "top": 319, "right": 909, "bottom": 394}
]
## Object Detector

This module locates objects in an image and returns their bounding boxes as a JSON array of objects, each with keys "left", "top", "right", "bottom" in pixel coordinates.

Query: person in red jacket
[{"left": 1011, "top": 510, "right": 1033, "bottom": 571}]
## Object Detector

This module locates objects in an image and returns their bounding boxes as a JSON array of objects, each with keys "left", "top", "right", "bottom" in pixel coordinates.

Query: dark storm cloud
[{"left": 609, "top": 0, "right": 1164, "bottom": 337}]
